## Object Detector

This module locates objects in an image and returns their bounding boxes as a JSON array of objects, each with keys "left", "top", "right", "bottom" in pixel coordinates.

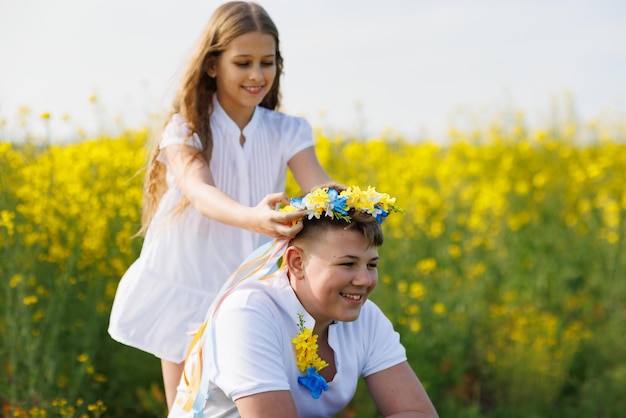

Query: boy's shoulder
[{"left": 219, "top": 279, "right": 274, "bottom": 309}]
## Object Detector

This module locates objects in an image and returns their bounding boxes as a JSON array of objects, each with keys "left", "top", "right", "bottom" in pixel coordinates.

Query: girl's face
[
  {"left": 209, "top": 31, "right": 277, "bottom": 126},
  {"left": 289, "top": 228, "right": 380, "bottom": 331}
]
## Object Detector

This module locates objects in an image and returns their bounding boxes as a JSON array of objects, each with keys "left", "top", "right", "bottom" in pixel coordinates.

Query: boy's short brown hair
[{"left": 293, "top": 183, "right": 384, "bottom": 247}]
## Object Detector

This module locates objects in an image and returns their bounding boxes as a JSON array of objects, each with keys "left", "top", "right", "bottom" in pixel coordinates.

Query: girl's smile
[
  {"left": 243, "top": 85, "right": 265, "bottom": 94},
  {"left": 208, "top": 31, "right": 277, "bottom": 129}
]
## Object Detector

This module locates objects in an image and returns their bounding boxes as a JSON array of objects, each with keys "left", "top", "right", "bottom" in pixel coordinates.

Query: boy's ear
[{"left": 285, "top": 245, "right": 305, "bottom": 280}]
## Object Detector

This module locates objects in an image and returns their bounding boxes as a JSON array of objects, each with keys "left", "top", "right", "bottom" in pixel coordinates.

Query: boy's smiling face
[{"left": 287, "top": 227, "right": 380, "bottom": 330}]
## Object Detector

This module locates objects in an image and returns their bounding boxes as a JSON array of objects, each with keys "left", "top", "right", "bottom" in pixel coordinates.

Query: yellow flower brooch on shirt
[{"left": 292, "top": 313, "right": 329, "bottom": 399}]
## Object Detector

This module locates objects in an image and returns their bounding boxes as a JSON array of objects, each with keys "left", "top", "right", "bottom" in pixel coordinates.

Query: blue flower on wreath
[
  {"left": 374, "top": 206, "right": 390, "bottom": 224},
  {"left": 298, "top": 367, "right": 329, "bottom": 399},
  {"left": 326, "top": 188, "right": 349, "bottom": 217}
]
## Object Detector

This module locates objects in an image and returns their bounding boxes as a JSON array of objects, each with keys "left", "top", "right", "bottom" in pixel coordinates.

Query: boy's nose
[{"left": 353, "top": 266, "right": 375, "bottom": 287}]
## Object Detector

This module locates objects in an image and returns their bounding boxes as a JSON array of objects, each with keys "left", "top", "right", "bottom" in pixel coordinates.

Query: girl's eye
[
  {"left": 235, "top": 62, "right": 250, "bottom": 68},
  {"left": 261, "top": 61, "right": 275, "bottom": 67}
]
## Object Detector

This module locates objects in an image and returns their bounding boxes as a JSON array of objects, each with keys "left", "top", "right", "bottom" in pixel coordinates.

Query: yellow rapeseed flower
[
  {"left": 409, "top": 282, "right": 426, "bottom": 300},
  {"left": 407, "top": 304, "right": 420, "bottom": 315},
  {"left": 448, "top": 244, "right": 462, "bottom": 259},
  {"left": 0, "top": 210, "right": 15, "bottom": 237},
  {"left": 32, "top": 309, "right": 44, "bottom": 323},
  {"left": 87, "top": 400, "right": 107, "bottom": 413},
  {"left": 409, "top": 319, "right": 421, "bottom": 333},
  {"left": 416, "top": 258, "right": 437, "bottom": 275},
  {"left": 432, "top": 303, "right": 446, "bottom": 315},
  {"left": 94, "top": 373, "right": 107, "bottom": 383},
  {"left": 9, "top": 274, "right": 22, "bottom": 288},
  {"left": 23, "top": 295, "right": 38, "bottom": 305}
]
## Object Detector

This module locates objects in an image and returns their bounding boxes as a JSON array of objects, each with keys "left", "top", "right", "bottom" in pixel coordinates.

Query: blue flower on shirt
[{"left": 298, "top": 367, "right": 329, "bottom": 399}]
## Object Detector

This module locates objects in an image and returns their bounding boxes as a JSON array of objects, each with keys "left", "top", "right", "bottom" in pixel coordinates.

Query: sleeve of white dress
[
  {"left": 282, "top": 116, "right": 316, "bottom": 162},
  {"left": 211, "top": 288, "right": 292, "bottom": 400},
  {"left": 157, "top": 114, "right": 203, "bottom": 164},
  {"left": 360, "top": 301, "right": 408, "bottom": 378}
]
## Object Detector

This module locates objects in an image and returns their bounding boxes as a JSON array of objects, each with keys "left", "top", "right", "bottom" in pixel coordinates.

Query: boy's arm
[
  {"left": 234, "top": 390, "right": 298, "bottom": 418},
  {"left": 365, "top": 362, "right": 439, "bottom": 418}
]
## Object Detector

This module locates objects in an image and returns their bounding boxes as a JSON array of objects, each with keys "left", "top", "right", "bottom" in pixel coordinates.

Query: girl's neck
[{"left": 216, "top": 96, "right": 255, "bottom": 131}]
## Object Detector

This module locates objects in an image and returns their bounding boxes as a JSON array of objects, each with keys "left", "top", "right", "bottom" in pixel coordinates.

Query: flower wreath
[{"left": 280, "top": 185, "right": 401, "bottom": 224}]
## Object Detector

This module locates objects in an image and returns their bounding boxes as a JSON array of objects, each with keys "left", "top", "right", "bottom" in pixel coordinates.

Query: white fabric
[
  {"left": 167, "top": 271, "right": 407, "bottom": 418},
  {"left": 108, "top": 100, "right": 315, "bottom": 362}
]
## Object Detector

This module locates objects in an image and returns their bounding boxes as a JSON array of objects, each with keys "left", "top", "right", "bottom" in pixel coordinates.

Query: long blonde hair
[{"left": 138, "top": 1, "right": 283, "bottom": 236}]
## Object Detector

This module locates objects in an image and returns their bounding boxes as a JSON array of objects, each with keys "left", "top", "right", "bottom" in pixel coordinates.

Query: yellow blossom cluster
[{"left": 292, "top": 314, "right": 328, "bottom": 374}]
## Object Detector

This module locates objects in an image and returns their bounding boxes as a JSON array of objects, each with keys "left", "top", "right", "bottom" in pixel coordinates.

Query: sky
[{"left": 1, "top": 0, "right": 625, "bottom": 142}]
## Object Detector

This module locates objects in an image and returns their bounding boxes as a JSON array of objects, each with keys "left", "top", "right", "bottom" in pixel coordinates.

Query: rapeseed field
[{"left": 1, "top": 108, "right": 625, "bottom": 417}]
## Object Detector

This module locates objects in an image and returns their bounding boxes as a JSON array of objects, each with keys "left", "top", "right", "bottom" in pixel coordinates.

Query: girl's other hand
[{"left": 250, "top": 192, "right": 305, "bottom": 240}]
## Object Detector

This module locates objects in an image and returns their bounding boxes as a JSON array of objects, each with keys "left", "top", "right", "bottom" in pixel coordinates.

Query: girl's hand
[{"left": 249, "top": 192, "right": 306, "bottom": 240}]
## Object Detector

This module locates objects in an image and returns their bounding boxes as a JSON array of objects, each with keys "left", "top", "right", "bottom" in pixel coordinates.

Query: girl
[{"left": 108, "top": 1, "right": 332, "bottom": 410}]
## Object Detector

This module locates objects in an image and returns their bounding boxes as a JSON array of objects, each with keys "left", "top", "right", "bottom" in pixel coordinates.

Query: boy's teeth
[{"left": 341, "top": 293, "right": 361, "bottom": 300}]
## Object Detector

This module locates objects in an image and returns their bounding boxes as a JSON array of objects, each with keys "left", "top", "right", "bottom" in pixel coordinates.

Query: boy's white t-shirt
[
  {"left": 108, "top": 100, "right": 315, "bottom": 362},
  {"left": 168, "top": 271, "right": 407, "bottom": 418}
]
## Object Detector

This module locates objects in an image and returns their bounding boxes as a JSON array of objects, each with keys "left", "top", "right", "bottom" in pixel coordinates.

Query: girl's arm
[
  {"left": 287, "top": 146, "right": 333, "bottom": 193},
  {"left": 365, "top": 362, "right": 439, "bottom": 418},
  {"left": 234, "top": 391, "right": 298, "bottom": 418},
  {"left": 164, "top": 144, "right": 305, "bottom": 238}
]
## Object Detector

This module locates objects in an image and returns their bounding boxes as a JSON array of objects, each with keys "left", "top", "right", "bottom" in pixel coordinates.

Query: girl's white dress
[{"left": 108, "top": 100, "right": 315, "bottom": 362}]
